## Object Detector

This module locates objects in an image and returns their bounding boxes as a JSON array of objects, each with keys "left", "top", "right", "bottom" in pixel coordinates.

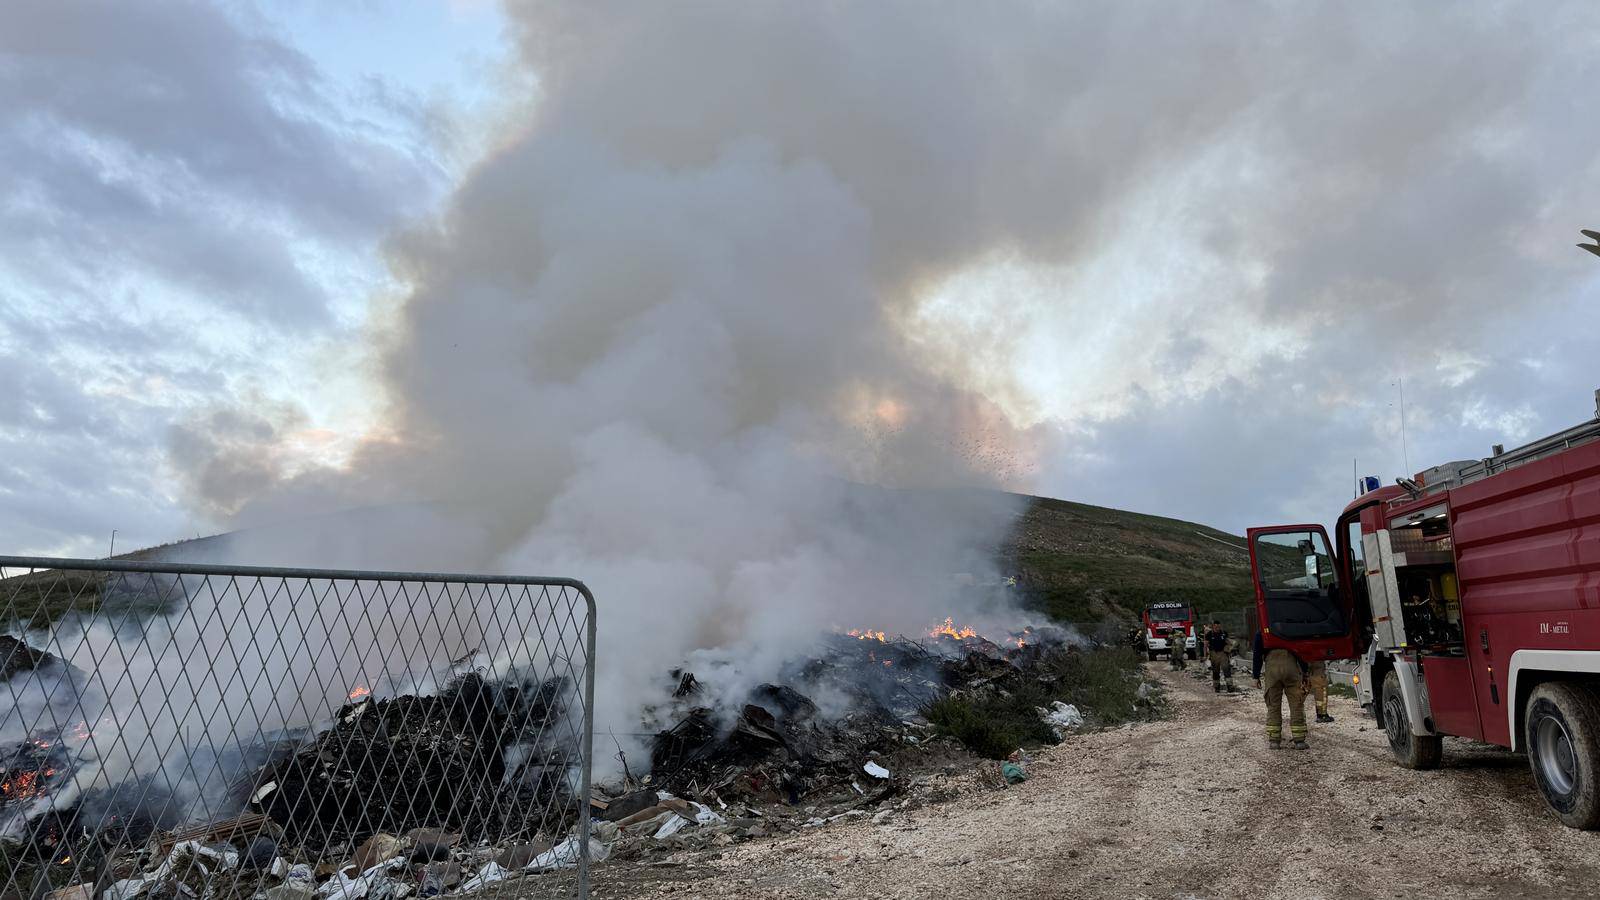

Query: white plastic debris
[
  {"left": 317, "top": 858, "right": 408, "bottom": 899},
  {"left": 653, "top": 814, "right": 690, "bottom": 839},
  {"left": 689, "top": 801, "right": 724, "bottom": 825},
  {"left": 525, "top": 836, "right": 611, "bottom": 871},
  {"left": 1039, "top": 700, "right": 1085, "bottom": 738},
  {"left": 863, "top": 761, "right": 891, "bottom": 779},
  {"left": 315, "top": 870, "right": 366, "bottom": 900},
  {"left": 458, "top": 862, "right": 509, "bottom": 893},
  {"left": 251, "top": 781, "right": 278, "bottom": 804}
]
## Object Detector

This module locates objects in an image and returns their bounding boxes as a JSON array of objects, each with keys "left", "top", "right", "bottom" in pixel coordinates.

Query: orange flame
[
  {"left": 929, "top": 617, "right": 978, "bottom": 640},
  {"left": 0, "top": 769, "right": 53, "bottom": 802},
  {"left": 846, "top": 629, "right": 888, "bottom": 642},
  {"left": 348, "top": 685, "right": 371, "bottom": 701}
]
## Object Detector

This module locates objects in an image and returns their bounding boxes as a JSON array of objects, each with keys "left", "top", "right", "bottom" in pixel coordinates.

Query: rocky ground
[{"left": 511, "top": 661, "right": 1600, "bottom": 899}]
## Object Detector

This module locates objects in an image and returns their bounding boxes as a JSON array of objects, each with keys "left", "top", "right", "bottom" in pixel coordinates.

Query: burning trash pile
[
  {"left": 578, "top": 617, "right": 1100, "bottom": 864},
  {"left": 1, "top": 610, "right": 1146, "bottom": 900},
  {"left": 248, "top": 672, "right": 575, "bottom": 848},
  {"left": 1, "top": 632, "right": 594, "bottom": 900}
]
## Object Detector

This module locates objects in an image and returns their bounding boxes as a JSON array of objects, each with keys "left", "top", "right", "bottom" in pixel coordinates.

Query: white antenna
[
  {"left": 1352, "top": 458, "right": 1358, "bottom": 499},
  {"left": 1397, "top": 376, "right": 1410, "bottom": 476}
]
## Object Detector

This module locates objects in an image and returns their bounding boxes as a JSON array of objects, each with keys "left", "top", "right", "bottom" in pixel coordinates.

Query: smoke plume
[{"left": 157, "top": 1, "right": 1600, "bottom": 736}]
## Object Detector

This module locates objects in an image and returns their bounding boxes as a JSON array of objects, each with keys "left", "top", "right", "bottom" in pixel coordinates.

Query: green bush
[
  {"left": 923, "top": 693, "right": 1055, "bottom": 760},
  {"left": 923, "top": 646, "right": 1156, "bottom": 759}
]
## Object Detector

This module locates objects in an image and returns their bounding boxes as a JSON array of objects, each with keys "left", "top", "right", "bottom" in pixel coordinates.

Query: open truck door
[{"left": 1247, "top": 524, "right": 1360, "bottom": 661}]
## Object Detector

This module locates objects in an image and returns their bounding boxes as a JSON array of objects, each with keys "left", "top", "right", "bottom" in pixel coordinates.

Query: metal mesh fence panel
[{"left": 0, "top": 557, "right": 596, "bottom": 900}]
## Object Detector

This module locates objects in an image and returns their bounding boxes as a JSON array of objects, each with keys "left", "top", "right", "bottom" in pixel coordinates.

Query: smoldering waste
[
  {"left": 1, "top": 623, "right": 1088, "bottom": 899},
  {"left": 598, "top": 625, "right": 1075, "bottom": 858},
  {"left": 1, "top": 639, "right": 585, "bottom": 900}
]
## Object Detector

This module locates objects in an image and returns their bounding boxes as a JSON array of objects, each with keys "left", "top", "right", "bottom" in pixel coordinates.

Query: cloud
[{"left": 0, "top": 0, "right": 459, "bottom": 556}]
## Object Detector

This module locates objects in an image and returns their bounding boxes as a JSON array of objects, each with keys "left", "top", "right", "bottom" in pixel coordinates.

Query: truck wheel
[
  {"left": 1147, "top": 650, "right": 1158, "bottom": 661},
  {"left": 1381, "top": 670, "right": 1442, "bottom": 770},
  {"left": 1525, "top": 682, "right": 1600, "bottom": 829}
]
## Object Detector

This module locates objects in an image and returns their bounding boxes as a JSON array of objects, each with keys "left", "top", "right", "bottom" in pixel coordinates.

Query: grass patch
[
  {"left": 924, "top": 646, "right": 1157, "bottom": 759},
  {"left": 1327, "top": 682, "right": 1357, "bottom": 699},
  {"left": 1, "top": 570, "right": 109, "bottom": 630},
  {"left": 2, "top": 567, "right": 180, "bottom": 631}
]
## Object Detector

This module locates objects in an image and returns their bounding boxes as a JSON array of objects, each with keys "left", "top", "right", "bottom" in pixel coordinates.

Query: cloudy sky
[{"left": 4, "top": 0, "right": 1599, "bottom": 561}]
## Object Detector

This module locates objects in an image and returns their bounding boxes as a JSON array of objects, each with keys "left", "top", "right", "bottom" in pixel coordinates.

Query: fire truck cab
[
  {"left": 1141, "top": 601, "right": 1197, "bottom": 661},
  {"left": 1247, "top": 394, "right": 1600, "bottom": 828}
]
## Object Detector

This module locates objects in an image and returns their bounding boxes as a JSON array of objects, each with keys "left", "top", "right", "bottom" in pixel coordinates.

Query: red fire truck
[
  {"left": 1141, "top": 601, "right": 1196, "bottom": 661},
  {"left": 1247, "top": 392, "right": 1600, "bottom": 827}
]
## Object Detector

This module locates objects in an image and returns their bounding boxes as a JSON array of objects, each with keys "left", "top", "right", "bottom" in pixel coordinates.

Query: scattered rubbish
[
  {"left": 417, "top": 862, "right": 461, "bottom": 897},
  {"left": 653, "top": 815, "right": 690, "bottom": 839},
  {"left": 352, "top": 833, "right": 406, "bottom": 872},
  {"left": 493, "top": 841, "right": 552, "bottom": 870},
  {"left": 43, "top": 884, "right": 90, "bottom": 900},
  {"left": 1039, "top": 701, "right": 1084, "bottom": 738},
  {"left": 598, "top": 790, "right": 660, "bottom": 822},
  {"left": 526, "top": 835, "right": 610, "bottom": 871},
  {"left": 458, "top": 862, "right": 509, "bottom": 893},
  {"left": 1, "top": 611, "right": 1122, "bottom": 900},
  {"left": 406, "top": 828, "right": 460, "bottom": 862}
]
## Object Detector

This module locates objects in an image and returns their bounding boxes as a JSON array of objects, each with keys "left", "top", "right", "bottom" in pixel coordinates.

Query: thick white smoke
[
  {"left": 152, "top": 1, "right": 1599, "bottom": 748},
  {"left": 161, "top": 5, "right": 1066, "bottom": 743}
]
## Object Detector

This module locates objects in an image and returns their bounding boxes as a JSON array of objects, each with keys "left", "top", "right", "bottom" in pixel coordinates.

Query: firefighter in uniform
[
  {"left": 1168, "top": 627, "right": 1188, "bottom": 670},
  {"left": 1252, "top": 630, "right": 1308, "bottom": 749},
  {"left": 1307, "top": 660, "right": 1333, "bottom": 722},
  {"left": 1205, "top": 620, "right": 1237, "bottom": 693}
]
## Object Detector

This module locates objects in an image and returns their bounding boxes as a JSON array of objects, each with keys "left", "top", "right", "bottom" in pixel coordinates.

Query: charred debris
[{"left": 0, "top": 620, "right": 1144, "bottom": 899}]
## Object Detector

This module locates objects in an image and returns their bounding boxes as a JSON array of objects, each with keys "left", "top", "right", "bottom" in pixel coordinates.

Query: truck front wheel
[
  {"left": 1382, "top": 670, "right": 1442, "bottom": 770},
  {"left": 1526, "top": 682, "right": 1600, "bottom": 829}
]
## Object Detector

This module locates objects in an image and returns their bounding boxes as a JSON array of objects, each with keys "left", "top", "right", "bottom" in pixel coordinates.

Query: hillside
[
  {"left": 5, "top": 493, "right": 1257, "bottom": 631},
  {"left": 1001, "top": 495, "right": 1254, "bottom": 626}
]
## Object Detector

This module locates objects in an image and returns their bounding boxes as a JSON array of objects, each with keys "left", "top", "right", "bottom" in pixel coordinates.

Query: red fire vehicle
[
  {"left": 1247, "top": 391, "right": 1600, "bottom": 827},
  {"left": 1141, "top": 601, "right": 1196, "bottom": 661}
]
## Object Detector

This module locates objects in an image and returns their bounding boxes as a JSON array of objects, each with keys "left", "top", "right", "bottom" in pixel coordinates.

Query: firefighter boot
[
  {"left": 1292, "top": 739, "right": 1310, "bottom": 750},
  {"left": 1317, "top": 711, "right": 1335, "bottom": 724}
]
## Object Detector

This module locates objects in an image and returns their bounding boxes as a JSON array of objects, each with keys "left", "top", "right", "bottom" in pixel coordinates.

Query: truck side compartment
[{"left": 1451, "top": 439, "right": 1600, "bottom": 748}]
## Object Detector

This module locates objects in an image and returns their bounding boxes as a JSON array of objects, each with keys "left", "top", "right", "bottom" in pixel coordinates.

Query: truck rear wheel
[
  {"left": 1382, "top": 670, "right": 1442, "bottom": 770},
  {"left": 1147, "top": 650, "right": 1158, "bottom": 661},
  {"left": 1525, "top": 682, "right": 1600, "bottom": 829}
]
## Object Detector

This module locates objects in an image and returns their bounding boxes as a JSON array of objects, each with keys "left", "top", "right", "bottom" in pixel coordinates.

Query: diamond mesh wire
[{"left": 0, "top": 557, "right": 596, "bottom": 900}]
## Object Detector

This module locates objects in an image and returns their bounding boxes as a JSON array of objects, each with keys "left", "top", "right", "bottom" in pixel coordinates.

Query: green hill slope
[{"left": 1002, "top": 495, "right": 1254, "bottom": 626}]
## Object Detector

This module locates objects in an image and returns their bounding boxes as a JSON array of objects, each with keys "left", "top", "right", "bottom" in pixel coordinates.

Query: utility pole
[{"left": 108, "top": 529, "right": 117, "bottom": 558}]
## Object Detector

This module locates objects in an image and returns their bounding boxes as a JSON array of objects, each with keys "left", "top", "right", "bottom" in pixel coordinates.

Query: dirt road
[{"left": 550, "top": 662, "right": 1600, "bottom": 899}]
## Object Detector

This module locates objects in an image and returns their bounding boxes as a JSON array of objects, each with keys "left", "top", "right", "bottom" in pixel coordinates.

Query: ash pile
[{"left": 589, "top": 622, "right": 1075, "bottom": 861}]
